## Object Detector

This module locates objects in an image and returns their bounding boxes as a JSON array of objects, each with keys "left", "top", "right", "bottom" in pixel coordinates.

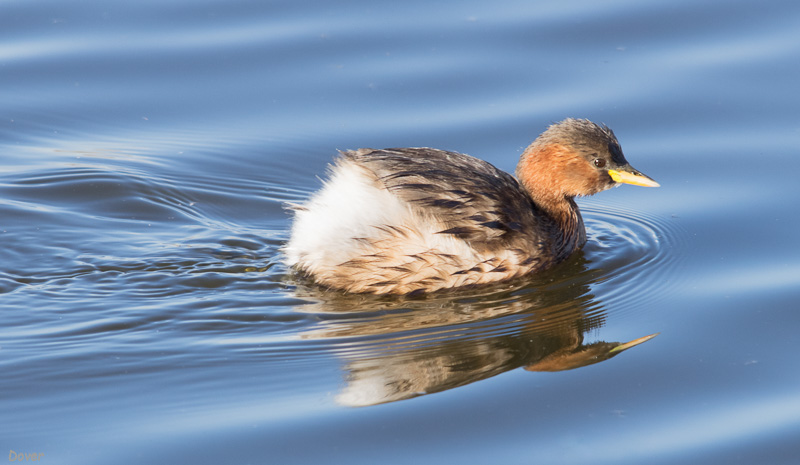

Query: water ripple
[{"left": 580, "top": 198, "right": 688, "bottom": 318}]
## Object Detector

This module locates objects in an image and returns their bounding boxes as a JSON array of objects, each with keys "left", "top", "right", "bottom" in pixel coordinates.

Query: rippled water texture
[{"left": 2, "top": 0, "right": 800, "bottom": 464}]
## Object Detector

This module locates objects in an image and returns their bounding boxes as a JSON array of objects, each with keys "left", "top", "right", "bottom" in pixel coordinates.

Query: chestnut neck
[{"left": 515, "top": 143, "right": 586, "bottom": 248}]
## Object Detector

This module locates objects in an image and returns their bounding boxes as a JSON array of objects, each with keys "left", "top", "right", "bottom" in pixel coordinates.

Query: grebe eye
[{"left": 593, "top": 158, "right": 606, "bottom": 168}]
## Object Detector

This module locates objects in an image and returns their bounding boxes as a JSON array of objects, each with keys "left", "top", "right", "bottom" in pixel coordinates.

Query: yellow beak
[{"left": 608, "top": 169, "right": 660, "bottom": 187}]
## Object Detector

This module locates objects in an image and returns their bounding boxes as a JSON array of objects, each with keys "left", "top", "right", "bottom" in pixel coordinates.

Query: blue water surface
[{"left": 2, "top": 0, "right": 800, "bottom": 464}]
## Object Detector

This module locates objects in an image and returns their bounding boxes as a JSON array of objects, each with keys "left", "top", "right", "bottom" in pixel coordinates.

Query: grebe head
[{"left": 516, "top": 118, "right": 659, "bottom": 201}]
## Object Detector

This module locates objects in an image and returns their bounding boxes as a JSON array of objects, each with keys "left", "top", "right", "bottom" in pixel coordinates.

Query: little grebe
[{"left": 285, "top": 118, "right": 658, "bottom": 294}]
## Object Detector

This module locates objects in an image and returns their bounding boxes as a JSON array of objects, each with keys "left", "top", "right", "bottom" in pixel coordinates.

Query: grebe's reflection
[{"left": 292, "top": 254, "right": 657, "bottom": 407}]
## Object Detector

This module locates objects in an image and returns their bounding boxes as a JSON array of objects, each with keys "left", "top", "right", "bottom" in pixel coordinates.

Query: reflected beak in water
[
  {"left": 609, "top": 332, "right": 660, "bottom": 353},
  {"left": 525, "top": 332, "right": 660, "bottom": 372}
]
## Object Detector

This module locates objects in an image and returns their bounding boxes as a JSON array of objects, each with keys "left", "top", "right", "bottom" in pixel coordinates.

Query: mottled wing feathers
[{"left": 340, "top": 148, "right": 550, "bottom": 253}]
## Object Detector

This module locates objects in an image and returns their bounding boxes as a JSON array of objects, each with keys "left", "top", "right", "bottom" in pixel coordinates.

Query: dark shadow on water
[{"left": 290, "top": 253, "right": 658, "bottom": 407}]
